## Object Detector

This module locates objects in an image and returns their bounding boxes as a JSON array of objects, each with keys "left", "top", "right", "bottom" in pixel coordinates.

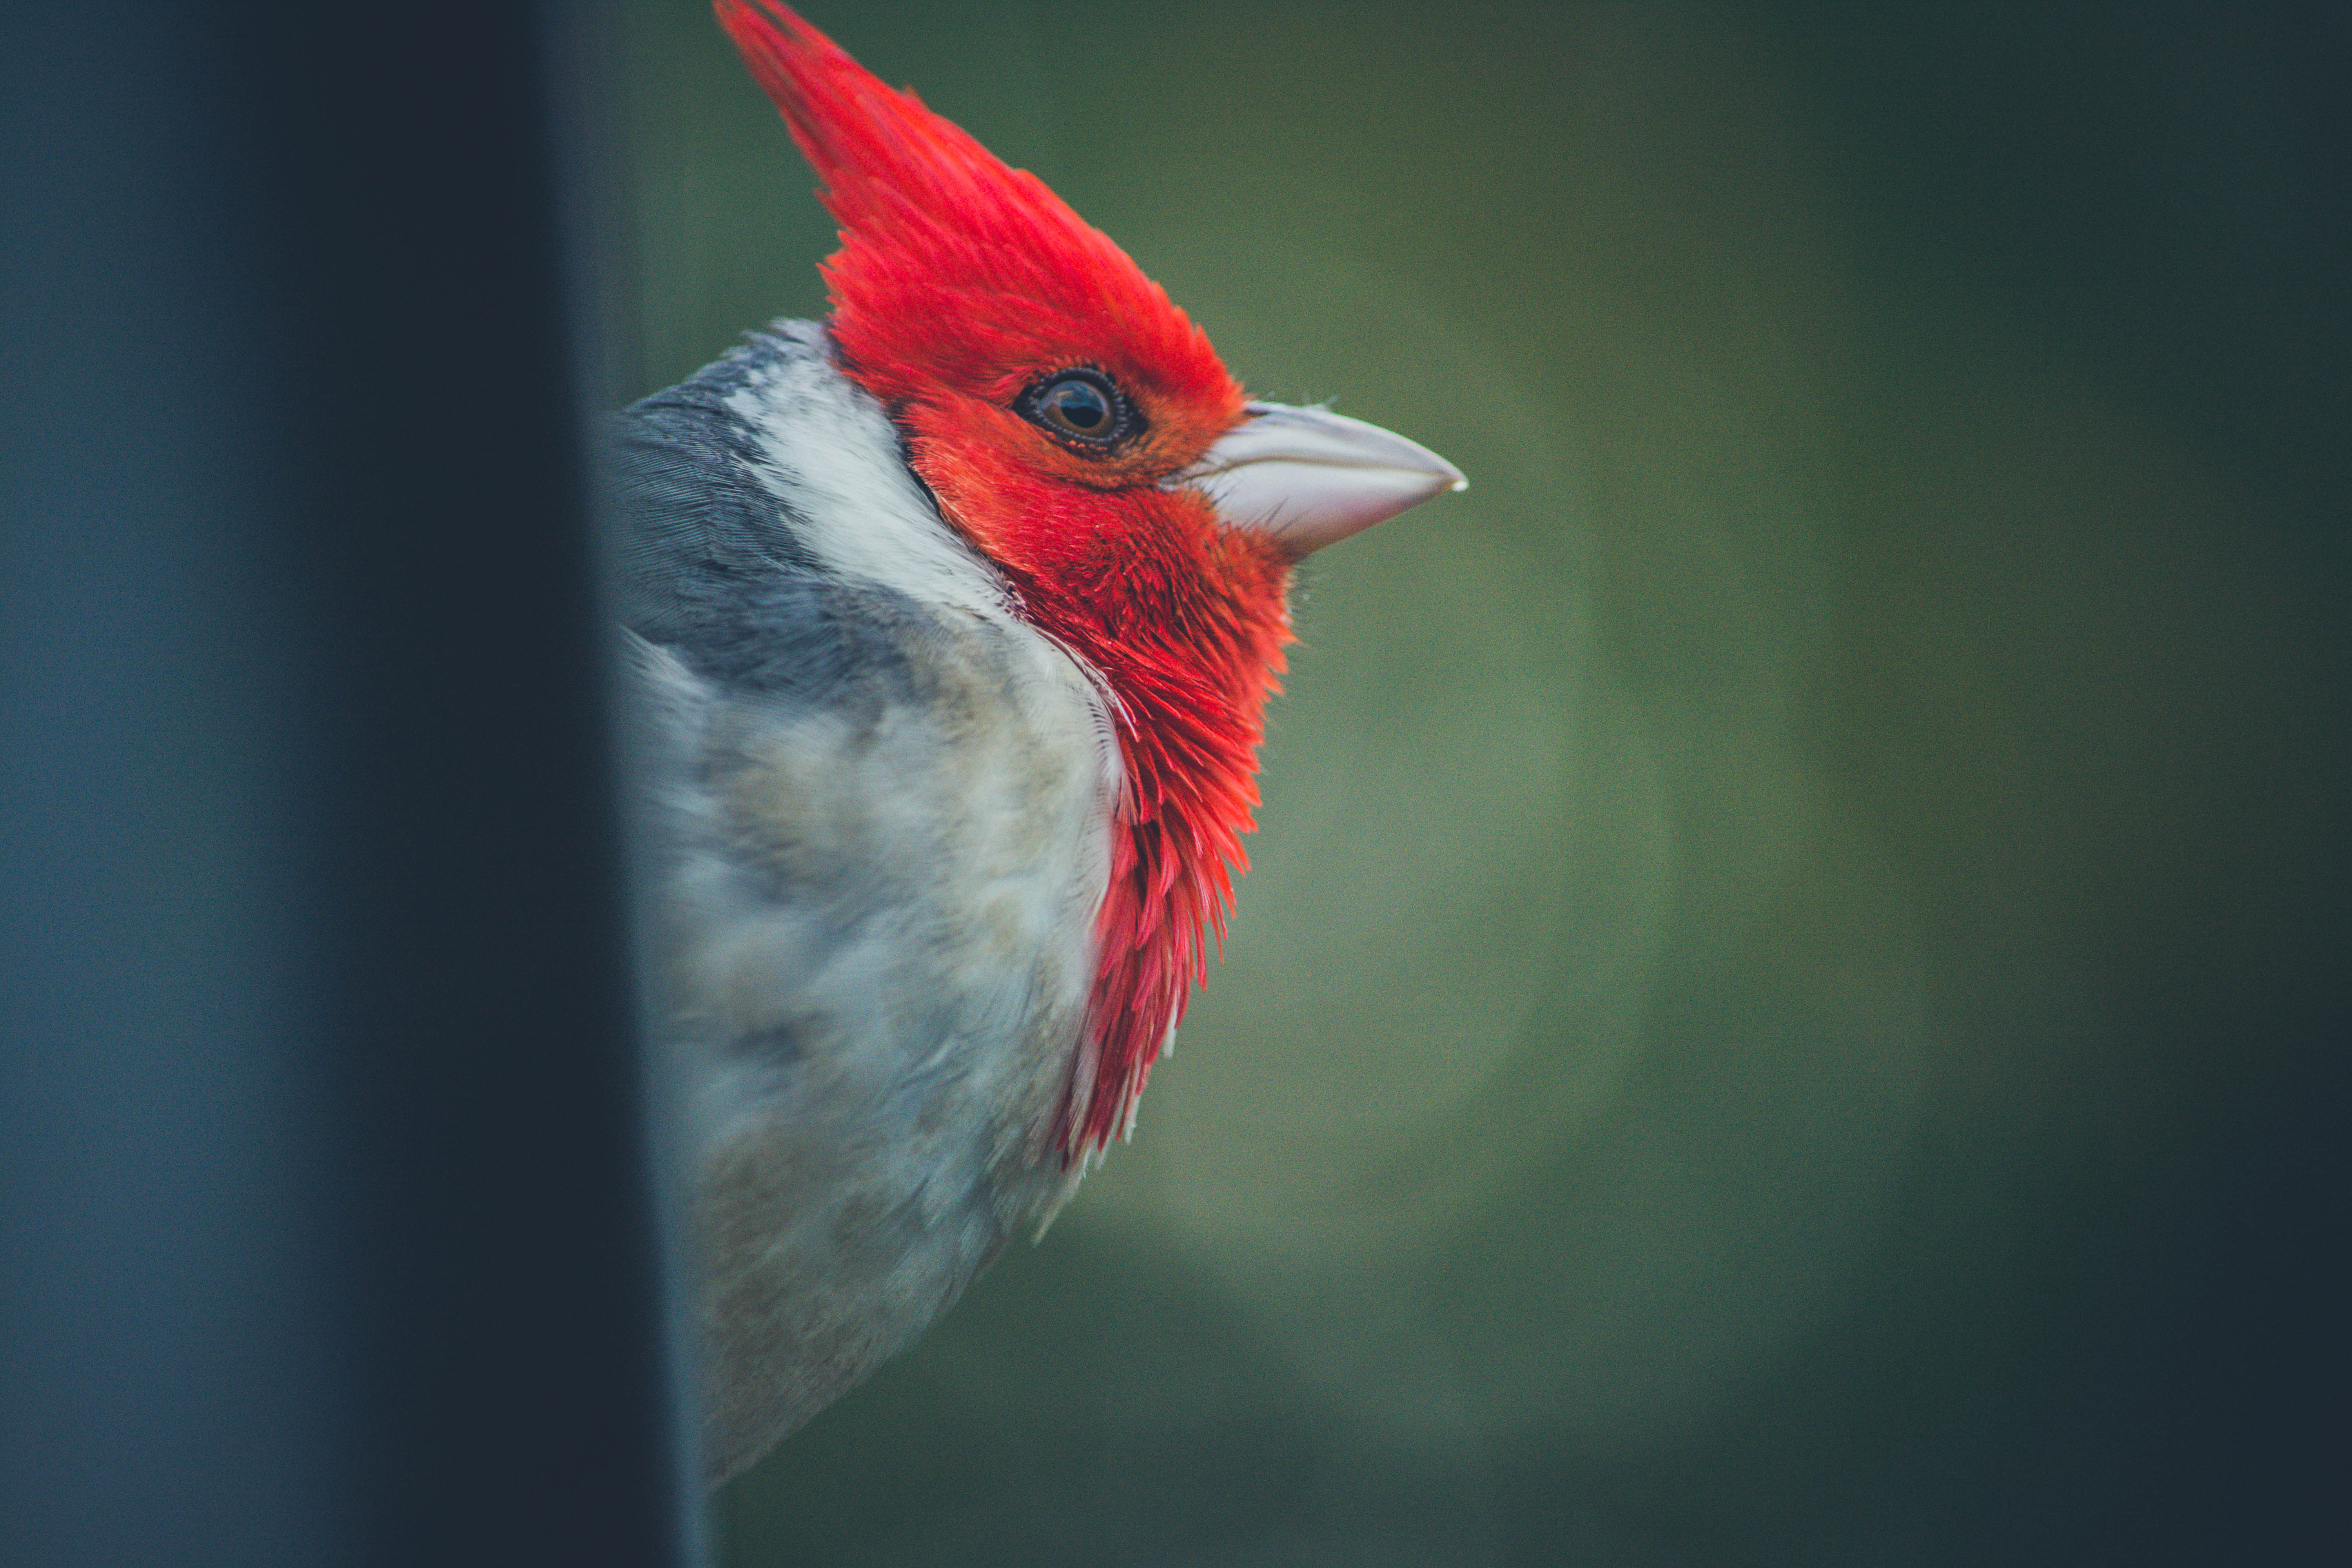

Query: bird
[{"left": 613, "top": 0, "right": 1465, "bottom": 1484}]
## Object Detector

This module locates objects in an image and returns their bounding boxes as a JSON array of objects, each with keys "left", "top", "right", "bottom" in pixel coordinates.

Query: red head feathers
[{"left": 715, "top": 1, "right": 1294, "bottom": 1159}]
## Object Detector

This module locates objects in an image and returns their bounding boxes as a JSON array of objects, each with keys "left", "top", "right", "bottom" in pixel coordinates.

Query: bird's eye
[{"left": 1018, "top": 369, "right": 1138, "bottom": 449}]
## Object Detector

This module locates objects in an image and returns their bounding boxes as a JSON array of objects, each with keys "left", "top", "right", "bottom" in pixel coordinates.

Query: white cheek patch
[{"left": 723, "top": 323, "right": 1011, "bottom": 615}]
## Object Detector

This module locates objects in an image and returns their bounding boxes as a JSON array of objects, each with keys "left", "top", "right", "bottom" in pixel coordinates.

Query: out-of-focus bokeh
[{"left": 611, "top": 3, "right": 2347, "bottom": 1562}]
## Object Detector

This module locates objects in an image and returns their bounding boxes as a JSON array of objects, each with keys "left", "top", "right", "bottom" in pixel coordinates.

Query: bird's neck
[
  {"left": 1038, "top": 552, "right": 1291, "bottom": 1159},
  {"left": 915, "top": 448, "right": 1294, "bottom": 1159}
]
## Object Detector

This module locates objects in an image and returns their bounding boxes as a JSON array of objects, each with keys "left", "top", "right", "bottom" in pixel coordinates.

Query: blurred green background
[{"left": 607, "top": 3, "right": 2346, "bottom": 1563}]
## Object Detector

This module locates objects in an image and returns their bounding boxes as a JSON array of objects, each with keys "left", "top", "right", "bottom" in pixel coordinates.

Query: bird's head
[{"left": 717, "top": 1, "right": 1464, "bottom": 1158}]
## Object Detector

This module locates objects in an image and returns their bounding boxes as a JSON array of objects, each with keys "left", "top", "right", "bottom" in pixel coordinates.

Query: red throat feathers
[{"left": 714, "top": 0, "right": 1295, "bottom": 1159}]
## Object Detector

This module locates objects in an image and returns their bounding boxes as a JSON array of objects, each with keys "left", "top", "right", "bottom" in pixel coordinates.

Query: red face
[{"left": 863, "top": 307, "right": 1278, "bottom": 632}]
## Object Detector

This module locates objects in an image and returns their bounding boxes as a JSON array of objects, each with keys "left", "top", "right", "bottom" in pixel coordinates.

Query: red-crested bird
[{"left": 617, "top": 1, "right": 1463, "bottom": 1482}]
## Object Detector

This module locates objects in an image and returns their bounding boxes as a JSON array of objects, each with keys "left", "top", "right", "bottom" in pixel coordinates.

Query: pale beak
[{"left": 1176, "top": 401, "right": 1467, "bottom": 558}]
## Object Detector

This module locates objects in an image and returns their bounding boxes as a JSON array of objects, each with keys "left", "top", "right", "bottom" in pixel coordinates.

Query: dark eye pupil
[
  {"left": 1021, "top": 368, "right": 1137, "bottom": 450},
  {"left": 1047, "top": 379, "right": 1109, "bottom": 431}
]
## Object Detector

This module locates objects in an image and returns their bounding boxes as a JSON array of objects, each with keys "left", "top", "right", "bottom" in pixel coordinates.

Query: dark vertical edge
[
  {"left": 256, "top": 3, "right": 684, "bottom": 1563},
  {"left": 1, "top": 3, "right": 688, "bottom": 1564},
  {"left": 543, "top": 0, "right": 713, "bottom": 1558}
]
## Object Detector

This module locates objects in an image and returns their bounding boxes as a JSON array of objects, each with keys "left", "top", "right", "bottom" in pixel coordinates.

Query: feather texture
[
  {"left": 713, "top": 1, "right": 1290, "bottom": 1158},
  {"left": 625, "top": 6, "right": 1460, "bottom": 1481},
  {"left": 617, "top": 328, "right": 1120, "bottom": 1478}
]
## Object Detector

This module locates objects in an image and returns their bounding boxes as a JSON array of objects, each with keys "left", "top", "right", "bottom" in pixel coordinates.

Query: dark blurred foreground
[{"left": 4, "top": 5, "right": 688, "bottom": 1565}]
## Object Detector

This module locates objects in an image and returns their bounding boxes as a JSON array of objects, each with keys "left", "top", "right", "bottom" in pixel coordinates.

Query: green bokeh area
[{"left": 610, "top": 4, "right": 2347, "bottom": 1563}]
